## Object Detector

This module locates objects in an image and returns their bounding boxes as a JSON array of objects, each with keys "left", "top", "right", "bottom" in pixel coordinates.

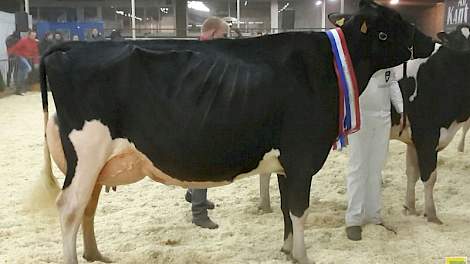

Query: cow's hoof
[
  {"left": 281, "top": 234, "right": 293, "bottom": 254},
  {"left": 427, "top": 217, "right": 443, "bottom": 225},
  {"left": 258, "top": 204, "right": 273, "bottom": 213},
  {"left": 280, "top": 247, "right": 291, "bottom": 255},
  {"left": 292, "top": 255, "right": 315, "bottom": 264},
  {"left": 83, "top": 253, "right": 112, "bottom": 263},
  {"left": 402, "top": 206, "right": 419, "bottom": 216}
]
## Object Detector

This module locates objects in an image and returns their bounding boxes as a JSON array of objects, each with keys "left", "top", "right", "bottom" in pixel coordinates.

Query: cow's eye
[{"left": 379, "top": 32, "right": 388, "bottom": 41}]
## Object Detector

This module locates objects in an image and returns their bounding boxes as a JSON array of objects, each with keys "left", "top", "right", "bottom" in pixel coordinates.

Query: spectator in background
[
  {"left": 8, "top": 30, "right": 39, "bottom": 95},
  {"left": 184, "top": 17, "right": 229, "bottom": 230},
  {"left": 89, "top": 28, "right": 104, "bottom": 41},
  {"left": 53, "top": 32, "right": 64, "bottom": 44},
  {"left": 199, "top": 17, "right": 228, "bottom": 41},
  {"left": 5, "top": 31, "right": 20, "bottom": 88},
  {"left": 110, "top": 29, "right": 124, "bottom": 41},
  {"left": 39, "top": 32, "right": 54, "bottom": 55}
]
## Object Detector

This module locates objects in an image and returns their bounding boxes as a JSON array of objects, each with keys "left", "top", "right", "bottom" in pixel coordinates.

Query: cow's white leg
[
  {"left": 82, "top": 184, "right": 111, "bottom": 263},
  {"left": 458, "top": 121, "right": 470, "bottom": 152},
  {"left": 57, "top": 121, "right": 113, "bottom": 264},
  {"left": 403, "top": 145, "right": 420, "bottom": 216},
  {"left": 424, "top": 170, "right": 442, "bottom": 224},
  {"left": 290, "top": 211, "right": 313, "bottom": 264},
  {"left": 281, "top": 233, "right": 293, "bottom": 254},
  {"left": 258, "top": 173, "right": 272, "bottom": 213}
]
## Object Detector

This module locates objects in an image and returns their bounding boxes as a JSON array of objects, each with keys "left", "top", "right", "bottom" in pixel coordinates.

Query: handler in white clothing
[{"left": 345, "top": 68, "right": 404, "bottom": 241}]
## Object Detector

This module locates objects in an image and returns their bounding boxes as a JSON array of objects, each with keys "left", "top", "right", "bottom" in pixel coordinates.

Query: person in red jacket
[{"left": 9, "top": 30, "right": 39, "bottom": 95}]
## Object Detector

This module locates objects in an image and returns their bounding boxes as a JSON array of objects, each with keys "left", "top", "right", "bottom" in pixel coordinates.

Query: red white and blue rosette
[{"left": 326, "top": 28, "right": 361, "bottom": 150}]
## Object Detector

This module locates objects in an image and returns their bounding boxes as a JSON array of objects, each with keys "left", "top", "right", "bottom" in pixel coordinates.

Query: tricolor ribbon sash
[{"left": 326, "top": 28, "right": 361, "bottom": 150}]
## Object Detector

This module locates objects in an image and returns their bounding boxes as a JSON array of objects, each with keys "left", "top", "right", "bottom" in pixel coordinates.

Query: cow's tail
[{"left": 23, "top": 59, "right": 60, "bottom": 214}]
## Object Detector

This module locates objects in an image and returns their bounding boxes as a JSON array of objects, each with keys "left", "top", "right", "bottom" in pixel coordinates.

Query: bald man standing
[{"left": 185, "top": 17, "right": 229, "bottom": 229}]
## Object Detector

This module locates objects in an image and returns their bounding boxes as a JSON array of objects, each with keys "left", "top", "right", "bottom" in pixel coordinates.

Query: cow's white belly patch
[
  {"left": 233, "top": 149, "right": 285, "bottom": 181},
  {"left": 389, "top": 118, "right": 470, "bottom": 151},
  {"left": 437, "top": 119, "right": 469, "bottom": 151},
  {"left": 64, "top": 120, "right": 285, "bottom": 189},
  {"left": 390, "top": 124, "right": 413, "bottom": 144}
]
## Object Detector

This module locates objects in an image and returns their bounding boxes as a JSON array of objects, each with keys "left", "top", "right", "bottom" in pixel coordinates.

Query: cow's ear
[
  {"left": 328, "top": 13, "right": 352, "bottom": 27},
  {"left": 437, "top": 32, "right": 449, "bottom": 44}
]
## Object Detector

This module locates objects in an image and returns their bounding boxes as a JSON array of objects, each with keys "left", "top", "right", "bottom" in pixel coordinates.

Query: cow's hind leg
[
  {"left": 403, "top": 145, "right": 420, "bottom": 216},
  {"left": 57, "top": 121, "right": 113, "bottom": 264},
  {"left": 424, "top": 171, "right": 442, "bottom": 224},
  {"left": 278, "top": 175, "right": 293, "bottom": 255},
  {"left": 259, "top": 173, "right": 272, "bottom": 213},
  {"left": 457, "top": 121, "right": 470, "bottom": 152},
  {"left": 82, "top": 184, "right": 111, "bottom": 262}
]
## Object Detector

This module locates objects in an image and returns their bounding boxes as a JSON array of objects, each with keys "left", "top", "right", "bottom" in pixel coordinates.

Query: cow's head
[
  {"left": 437, "top": 24, "right": 470, "bottom": 52},
  {"left": 329, "top": 0, "right": 434, "bottom": 88}
]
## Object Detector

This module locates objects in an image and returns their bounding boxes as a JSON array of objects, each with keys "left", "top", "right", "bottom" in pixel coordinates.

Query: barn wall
[{"left": 0, "top": 11, "right": 15, "bottom": 83}]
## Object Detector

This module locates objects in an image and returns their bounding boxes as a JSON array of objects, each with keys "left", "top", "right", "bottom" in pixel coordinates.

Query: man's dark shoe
[
  {"left": 185, "top": 190, "right": 215, "bottom": 209},
  {"left": 192, "top": 216, "right": 219, "bottom": 229},
  {"left": 346, "top": 226, "right": 362, "bottom": 241}
]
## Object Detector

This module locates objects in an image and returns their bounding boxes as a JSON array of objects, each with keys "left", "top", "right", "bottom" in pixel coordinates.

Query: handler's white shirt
[
  {"left": 345, "top": 67, "right": 404, "bottom": 227},
  {"left": 360, "top": 68, "right": 404, "bottom": 117}
]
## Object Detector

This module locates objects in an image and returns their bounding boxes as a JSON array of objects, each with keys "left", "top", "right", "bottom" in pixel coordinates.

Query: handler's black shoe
[
  {"left": 346, "top": 226, "right": 362, "bottom": 241},
  {"left": 185, "top": 190, "right": 215, "bottom": 209},
  {"left": 192, "top": 216, "right": 219, "bottom": 229}
]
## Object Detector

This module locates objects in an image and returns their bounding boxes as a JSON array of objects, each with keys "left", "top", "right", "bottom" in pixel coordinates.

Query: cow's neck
[{"left": 341, "top": 28, "right": 376, "bottom": 95}]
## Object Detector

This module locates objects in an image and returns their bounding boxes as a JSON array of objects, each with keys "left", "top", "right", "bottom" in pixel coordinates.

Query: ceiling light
[
  {"left": 390, "top": 0, "right": 399, "bottom": 5},
  {"left": 315, "top": 1, "right": 323, "bottom": 6},
  {"left": 188, "top": 1, "right": 210, "bottom": 12}
]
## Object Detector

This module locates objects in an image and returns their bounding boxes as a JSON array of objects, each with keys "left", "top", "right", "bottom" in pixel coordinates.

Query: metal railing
[{"left": 102, "top": 27, "right": 328, "bottom": 39}]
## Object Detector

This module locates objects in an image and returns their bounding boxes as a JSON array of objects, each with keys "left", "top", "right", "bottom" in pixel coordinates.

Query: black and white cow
[
  {"left": 34, "top": 1, "right": 434, "bottom": 263},
  {"left": 259, "top": 26, "right": 470, "bottom": 221},
  {"left": 390, "top": 24, "right": 470, "bottom": 224}
]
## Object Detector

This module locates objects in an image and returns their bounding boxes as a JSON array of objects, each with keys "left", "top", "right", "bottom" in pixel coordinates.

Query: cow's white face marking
[{"left": 461, "top": 27, "right": 470, "bottom": 39}]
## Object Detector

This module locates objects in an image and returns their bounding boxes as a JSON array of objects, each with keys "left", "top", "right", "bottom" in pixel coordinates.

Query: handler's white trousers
[{"left": 345, "top": 113, "right": 391, "bottom": 226}]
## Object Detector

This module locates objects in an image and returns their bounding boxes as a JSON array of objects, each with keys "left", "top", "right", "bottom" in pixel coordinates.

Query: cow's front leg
[
  {"left": 82, "top": 184, "right": 111, "bottom": 263},
  {"left": 278, "top": 175, "right": 293, "bottom": 254},
  {"left": 287, "top": 172, "right": 314, "bottom": 264},
  {"left": 403, "top": 145, "right": 420, "bottom": 216},
  {"left": 258, "top": 173, "right": 272, "bottom": 213},
  {"left": 424, "top": 171, "right": 442, "bottom": 224}
]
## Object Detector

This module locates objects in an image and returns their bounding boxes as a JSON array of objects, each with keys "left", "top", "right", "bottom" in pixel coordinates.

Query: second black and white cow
[
  {"left": 260, "top": 26, "right": 470, "bottom": 222},
  {"left": 390, "top": 24, "right": 470, "bottom": 224},
  {"left": 34, "top": 1, "right": 434, "bottom": 263}
]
